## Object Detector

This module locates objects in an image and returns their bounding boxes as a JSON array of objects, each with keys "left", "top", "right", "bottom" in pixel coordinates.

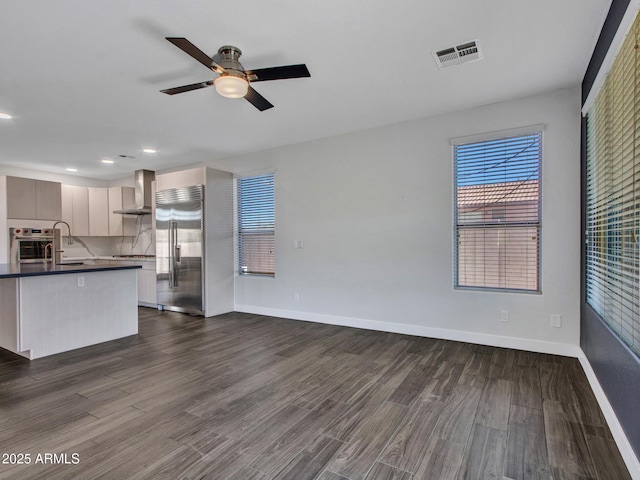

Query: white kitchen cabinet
[
  {"left": 61, "top": 185, "right": 73, "bottom": 227},
  {"left": 6, "top": 176, "right": 35, "bottom": 219},
  {"left": 5, "top": 176, "right": 61, "bottom": 220},
  {"left": 107, "top": 259, "right": 156, "bottom": 306},
  {"left": 88, "top": 188, "right": 109, "bottom": 236},
  {"left": 108, "top": 187, "right": 136, "bottom": 236},
  {"left": 73, "top": 186, "right": 89, "bottom": 236},
  {"left": 62, "top": 185, "right": 137, "bottom": 237},
  {"left": 155, "top": 167, "right": 205, "bottom": 191},
  {"left": 61, "top": 185, "right": 89, "bottom": 236},
  {"left": 138, "top": 263, "right": 157, "bottom": 306},
  {"left": 35, "top": 180, "right": 62, "bottom": 220}
]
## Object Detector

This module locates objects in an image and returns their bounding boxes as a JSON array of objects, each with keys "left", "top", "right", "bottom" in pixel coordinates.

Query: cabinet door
[
  {"left": 108, "top": 187, "right": 136, "bottom": 236},
  {"left": 6, "top": 177, "right": 36, "bottom": 219},
  {"left": 72, "top": 186, "right": 89, "bottom": 236},
  {"left": 156, "top": 168, "right": 205, "bottom": 191},
  {"left": 61, "top": 185, "right": 73, "bottom": 226},
  {"left": 138, "top": 267, "right": 157, "bottom": 305},
  {"left": 35, "top": 180, "right": 62, "bottom": 220},
  {"left": 108, "top": 187, "right": 123, "bottom": 236},
  {"left": 88, "top": 188, "right": 109, "bottom": 236}
]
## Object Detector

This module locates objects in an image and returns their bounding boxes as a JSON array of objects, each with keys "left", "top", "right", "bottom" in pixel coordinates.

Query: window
[
  {"left": 454, "top": 131, "right": 542, "bottom": 292},
  {"left": 237, "top": 173, "right": 275, "bottom": 276},
  {"left": 585, "top": 12, "right": 640, "bottom": 357}
]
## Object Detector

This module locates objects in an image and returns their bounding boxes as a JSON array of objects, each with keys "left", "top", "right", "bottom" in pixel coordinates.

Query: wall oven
[{"left": 9, "top": 227, "right": 60, "bottom": 264}]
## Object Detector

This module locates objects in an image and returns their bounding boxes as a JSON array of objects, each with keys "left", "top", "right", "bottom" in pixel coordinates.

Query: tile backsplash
[{"left": 36, "top": 216, "right": 155, "bottom": 258}]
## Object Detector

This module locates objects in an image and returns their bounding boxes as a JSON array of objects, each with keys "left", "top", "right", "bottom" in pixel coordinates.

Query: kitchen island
[{"left": 0, "top": 262, "right": 141, "bottom": 359}]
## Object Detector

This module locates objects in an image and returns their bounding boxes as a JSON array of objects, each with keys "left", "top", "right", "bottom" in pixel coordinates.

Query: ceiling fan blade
[
  {"left": 244, "top": 86, "right": 274, "bottom": 111},
  {"left": 160, "top": 80, "right": 214, "bottom": 95},
  {"left": 245, "top": 64, "right": 310, "bottom": 82},
  {"left": 166, "top": 37, "right": 221, "bottom": 72}
]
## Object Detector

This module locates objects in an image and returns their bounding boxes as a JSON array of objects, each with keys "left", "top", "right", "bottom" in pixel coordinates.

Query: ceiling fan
[{"left": 160, "top": 37, "right": 310, "bottom": 111}]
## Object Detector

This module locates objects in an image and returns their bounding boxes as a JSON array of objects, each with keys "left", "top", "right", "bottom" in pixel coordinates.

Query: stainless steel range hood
[{"left": 113, "top": 169, "right": 155, "bottom": 215}]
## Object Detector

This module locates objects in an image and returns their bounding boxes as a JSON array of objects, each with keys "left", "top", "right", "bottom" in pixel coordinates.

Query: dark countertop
[{"left": 0, "top": 262, "right": 142, "bottom": 279}]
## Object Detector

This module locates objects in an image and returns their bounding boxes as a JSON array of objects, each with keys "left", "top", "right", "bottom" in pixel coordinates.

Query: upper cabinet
[
  {"left": 88, "top": 188, "right": 109, "bottom": 237},
  {"left": 5, "top": 177, "right": 61, "bottom": 220},
  {"left": 62, "top": 185, "right": 136, "bottom": 237},
  {"left": 108, "top": 187, "right": 136, "bottom": 236},
  {"left": 156, "top": 167, "right": 205, "bottom": 192},
  {"left": 3, "top": 176, "right": 137, "bottom": 237},
  {"left": 61, "top": 185, "right": 89, "bottom": 236},
  {"left": 36, "top": 180, "right": 62, "bottom": 220}
]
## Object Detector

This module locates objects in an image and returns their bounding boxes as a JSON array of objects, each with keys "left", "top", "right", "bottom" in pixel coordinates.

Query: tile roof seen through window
[{"left": 457, "top": 180, "right": 539, "bottom": 206}]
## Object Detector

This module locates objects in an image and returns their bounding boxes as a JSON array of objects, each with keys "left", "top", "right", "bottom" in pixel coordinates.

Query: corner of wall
[{"left": 576, "top": 350, "right": 640, "bottom": 479}]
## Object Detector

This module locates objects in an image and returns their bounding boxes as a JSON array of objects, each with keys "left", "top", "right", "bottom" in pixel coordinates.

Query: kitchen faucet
[
  {"left": 44, "top": 242, "right": 53, "bottom": 264},
  {"left": 52, "top": 220, "right": 73, "bottom": 266}
]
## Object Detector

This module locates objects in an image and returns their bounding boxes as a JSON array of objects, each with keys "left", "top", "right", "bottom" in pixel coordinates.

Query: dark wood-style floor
[{"left": 0, "top": 308, "right": 631, "bottom": 480}]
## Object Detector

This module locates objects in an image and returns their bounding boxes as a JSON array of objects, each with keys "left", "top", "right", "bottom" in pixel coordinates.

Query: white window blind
[
  {"left": 586, "top": 11, "right": 640, "bottom": 356},
  {"left": 454, "top": 132, "right": 542, "bottom": 292},
  {"left": 238, "top": 174, "right": 275, "bottom": 276}
]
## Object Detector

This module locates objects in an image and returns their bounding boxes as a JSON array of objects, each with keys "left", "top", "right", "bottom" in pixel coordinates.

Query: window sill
[{"left": 454, "top": 285, "right": 541, "bottom": 295}]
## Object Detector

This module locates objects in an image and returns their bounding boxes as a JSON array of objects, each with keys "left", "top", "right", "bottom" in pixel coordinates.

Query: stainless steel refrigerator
[{"left": 155, "top": 185, "right": 205, "bottom": 315}]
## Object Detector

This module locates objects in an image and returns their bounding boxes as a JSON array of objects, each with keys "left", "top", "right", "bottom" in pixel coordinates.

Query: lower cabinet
[{"left": 137, "top": 264, "right": 157, "bottom": 306}]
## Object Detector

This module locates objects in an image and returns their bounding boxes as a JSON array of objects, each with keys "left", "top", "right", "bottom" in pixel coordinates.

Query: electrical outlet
[
  {"left": 293, "top": 239, "right": 304, "bottom": 249},
  {"left": 77, "top": 276, "right": 85, "bottom": 287},
  {"left": 551, "top": 314, "right": 562, "bottom": 328},
  {"left": 294, "top": 292, "right": 300, "bottom": 302},
  {"left": 500, "top": 310, "right": 509, "bottom": 322}
]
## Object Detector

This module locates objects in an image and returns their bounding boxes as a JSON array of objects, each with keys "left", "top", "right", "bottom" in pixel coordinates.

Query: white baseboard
[
  {"left": 235, "top": 303, "right": 640, "bottom": 479},
  {"left": 234, "top": 304, "right": 581, "bottom": 357},
  {"left": 577, "top": 352, "right": 640, "bottom": 480}
]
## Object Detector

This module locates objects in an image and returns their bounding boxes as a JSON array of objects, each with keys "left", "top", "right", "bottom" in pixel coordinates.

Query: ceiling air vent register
[{"left": 433, "top": 40, "right": 482, "bottom": 69}]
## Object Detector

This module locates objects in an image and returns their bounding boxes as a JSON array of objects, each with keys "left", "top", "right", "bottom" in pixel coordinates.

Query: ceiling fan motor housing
[{"left": 215, "top": 45, "right": 245, "bottom": 74}]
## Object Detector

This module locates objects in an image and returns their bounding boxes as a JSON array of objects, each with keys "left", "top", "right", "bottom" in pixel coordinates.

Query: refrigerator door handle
[
  {"left": 171, "top": 222, "right": 180, "bottom": 288},
  {"left": 170, "top": 221, "right": 179, "bottom": 288}
]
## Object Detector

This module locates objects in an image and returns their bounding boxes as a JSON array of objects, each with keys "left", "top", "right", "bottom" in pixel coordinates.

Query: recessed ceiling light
[
  {"left": 65, "top": 168, "right": 78, "bottom": 172},
  {"left": 101, "top": 159, "right": 115, "bottom": 164},
  {"left": 0, "top": 112, "right": 12, "bottom": 120},
  {"left": 142, "top": 148, "right": 156, "bottom": 154}
]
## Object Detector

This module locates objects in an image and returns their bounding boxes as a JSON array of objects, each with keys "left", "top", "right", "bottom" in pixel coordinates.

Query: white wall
[{"left": 215, "top": 87, "right": 582, "bottom": 355}]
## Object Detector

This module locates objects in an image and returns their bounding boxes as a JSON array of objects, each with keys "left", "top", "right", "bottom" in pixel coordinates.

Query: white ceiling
[{"left": 0, "top": 0, "right": 611, "bottom": 180}]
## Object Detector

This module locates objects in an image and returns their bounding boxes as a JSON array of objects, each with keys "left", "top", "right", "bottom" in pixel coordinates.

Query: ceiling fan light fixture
[{"left": 214, "top": 74, "right": 248, "bottom": 99}]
